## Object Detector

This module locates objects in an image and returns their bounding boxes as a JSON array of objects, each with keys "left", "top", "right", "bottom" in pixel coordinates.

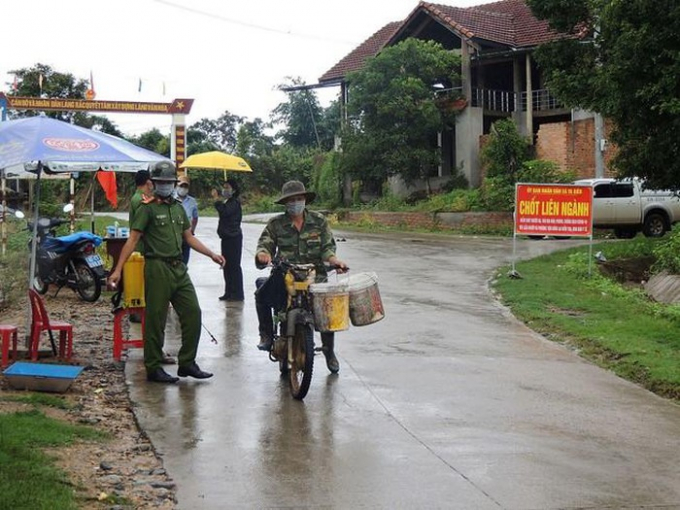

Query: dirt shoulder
[{"left": 0, "top": 292, "right": 176, "bottom": 509}]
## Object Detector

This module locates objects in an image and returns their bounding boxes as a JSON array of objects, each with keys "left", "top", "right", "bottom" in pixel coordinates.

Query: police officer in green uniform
[
  {"left": 255, "top": 180, "right": 348, "bottom": 373},
  {"left": 109, "top": 161, "right": 225, "bottom": 384}
]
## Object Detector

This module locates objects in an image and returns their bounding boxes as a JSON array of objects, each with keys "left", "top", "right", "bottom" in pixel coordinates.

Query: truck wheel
[{"left": 643, "top": 213, "right": 667, "bottom": 238}]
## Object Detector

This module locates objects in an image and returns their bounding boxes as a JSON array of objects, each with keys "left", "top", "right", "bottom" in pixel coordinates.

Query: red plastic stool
[
  {"left": 113, "top": 307, "right": 145, "bottom": 361},
  {"left": 0, "top": 324, "right": 19, "bottom": 369}
]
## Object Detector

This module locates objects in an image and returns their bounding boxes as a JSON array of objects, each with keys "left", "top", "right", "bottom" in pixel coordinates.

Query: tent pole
[
  {"left": 26, "top": 163, "right": 43, "bottom": 349},
  {"left": 69, "top": 174, "right": 75, "bottom": 233},
  {"left": 1, "top": 170, "right": 6, "bottom": 257},
  {"left": 91, "top": 173, "right": 95, "bottom": 234}
]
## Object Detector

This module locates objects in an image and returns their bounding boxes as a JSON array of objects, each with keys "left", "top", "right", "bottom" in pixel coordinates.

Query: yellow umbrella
[{"left": 180, "top": 151, "right": 252, "bottom": 179}]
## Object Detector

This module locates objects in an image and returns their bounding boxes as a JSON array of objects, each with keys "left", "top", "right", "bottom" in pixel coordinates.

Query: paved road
[{"left": 126, "top": 217, "right": 680, "bottom": 509}]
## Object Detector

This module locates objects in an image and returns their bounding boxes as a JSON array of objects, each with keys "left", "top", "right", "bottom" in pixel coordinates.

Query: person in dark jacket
[{"left": 211, "top": 178, "right": 245, "bottom": 301}]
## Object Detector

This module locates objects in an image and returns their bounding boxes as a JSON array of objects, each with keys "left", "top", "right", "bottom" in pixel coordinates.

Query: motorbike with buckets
[
  {"left": 259, "top": 258, "right": 351, "bottom": 400},
  {"left": 28, "top": 204, "right": 107, "bottom": 302}
]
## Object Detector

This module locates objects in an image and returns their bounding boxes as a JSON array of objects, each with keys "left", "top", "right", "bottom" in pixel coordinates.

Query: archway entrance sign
[{"left": 0, "top": 92, "right": 194, "bottom": 168}]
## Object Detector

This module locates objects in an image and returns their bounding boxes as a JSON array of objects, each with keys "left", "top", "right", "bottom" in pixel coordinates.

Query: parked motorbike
[
  {"left": 28, "top": 205, "right": 106, "bottom": 302},
  {"left": 0, "top": 205, "right": 25, "bottom": 220},
  {"left": 262, "top": 259, "right": 346, "bottom": 400}
]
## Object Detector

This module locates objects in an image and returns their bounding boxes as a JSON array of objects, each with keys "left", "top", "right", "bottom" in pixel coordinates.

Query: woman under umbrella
[{"left": 211, "top": 178, "right": 244, "bottom": 301}]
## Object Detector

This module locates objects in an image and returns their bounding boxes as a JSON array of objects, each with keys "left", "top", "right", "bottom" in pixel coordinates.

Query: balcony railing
[
  {"left": 470, "top": 89, "right": 516, "bottom": 112},
  {"left": 468, "top": 88, "right": 563, "bottom": 113},
  {"left": 521, "top": 89, "right": 564, "bottom": 111}
]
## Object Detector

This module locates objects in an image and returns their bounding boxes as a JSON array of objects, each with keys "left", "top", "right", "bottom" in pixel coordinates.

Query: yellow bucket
[
  {"left": 310, "top": 282, "right": 350, "bottom": 332},
  {"left": 123, "top": 252, "right": 145, "bottom": 308}
]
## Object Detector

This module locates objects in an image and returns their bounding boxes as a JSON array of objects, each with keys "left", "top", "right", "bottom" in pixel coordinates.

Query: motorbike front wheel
[
  {"left": 33, "top": 275, "right": 49, "bottom": 294},
  {"left": 33, "top": 265, "right": 49, "bottom": 294},
  {"left": 74, "top": 263, "right": 102, "bottom": 302},
  {"left": 289, "top": 323, "right": 314, "bottom": 400}
]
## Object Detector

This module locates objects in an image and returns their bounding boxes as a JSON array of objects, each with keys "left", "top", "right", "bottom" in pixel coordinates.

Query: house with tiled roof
[{"left": 319, "top": 0, "right": 606, "bottom": 190}]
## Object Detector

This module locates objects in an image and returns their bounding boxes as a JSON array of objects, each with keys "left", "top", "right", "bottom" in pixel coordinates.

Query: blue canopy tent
[{"left": 0, "top": 115, "right": 171, "bottom": 338}]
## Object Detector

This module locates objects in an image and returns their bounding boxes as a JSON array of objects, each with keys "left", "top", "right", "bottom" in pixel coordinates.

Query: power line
[{"left": 150, "top": 0, "right": 356, "bottom": 45}]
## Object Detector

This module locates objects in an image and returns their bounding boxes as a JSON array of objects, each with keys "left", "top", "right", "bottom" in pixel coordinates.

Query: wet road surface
[{"left": 126, "top": 217, "right": 680, "bottom": 509}]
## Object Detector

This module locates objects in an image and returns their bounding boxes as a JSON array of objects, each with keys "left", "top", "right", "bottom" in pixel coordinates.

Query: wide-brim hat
[{"left": 275, "top": 180, "right": 316, "bottom": 205}]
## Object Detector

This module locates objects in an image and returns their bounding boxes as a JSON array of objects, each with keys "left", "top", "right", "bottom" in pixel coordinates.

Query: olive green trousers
[{"left": 143, "top": 258, "right": 201, "bottom": 372}]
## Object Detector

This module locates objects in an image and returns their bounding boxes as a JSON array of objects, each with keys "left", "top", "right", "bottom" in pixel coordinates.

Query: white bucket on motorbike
[
  {"left": 309, "top": 281, "right": 350, "bottom": 332},
  {"left": 347, "top": 272, "right": 385, "bottom": 326}
]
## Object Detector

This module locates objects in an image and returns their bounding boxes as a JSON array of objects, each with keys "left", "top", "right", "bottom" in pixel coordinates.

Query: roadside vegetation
[
  {"left": 0, "top": 395, "right": 107, "bottom": 509},
  {"left": 492, "top": 232, "right": 680, "bottom": 401}
]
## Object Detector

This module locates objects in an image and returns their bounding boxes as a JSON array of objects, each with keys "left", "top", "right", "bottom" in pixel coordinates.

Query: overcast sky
[{"left": 1, "top": 0, "right": 491, "bottom": 137}]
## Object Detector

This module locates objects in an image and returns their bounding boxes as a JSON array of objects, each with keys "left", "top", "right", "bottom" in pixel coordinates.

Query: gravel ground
[{"left": 0, "top": 290, "right": 177, "bottom": 509}]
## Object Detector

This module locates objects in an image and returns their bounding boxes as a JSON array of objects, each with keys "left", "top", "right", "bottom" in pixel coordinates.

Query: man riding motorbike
[{"left": 254, "top": 180, "right": 348, "bottom": 374}]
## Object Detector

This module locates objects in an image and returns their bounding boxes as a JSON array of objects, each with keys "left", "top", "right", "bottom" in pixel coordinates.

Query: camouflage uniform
[
  {"left": 254, "top": 209, "right": 337, "bottom": 341},
  {"left": 132, "top": 199, "right": 202, "bottom": 374}
]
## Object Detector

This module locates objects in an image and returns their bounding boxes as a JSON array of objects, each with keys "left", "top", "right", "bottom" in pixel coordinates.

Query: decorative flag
[
  {"left": 38, "top": 73, "right": 44, "bottom": 93},
  {"left": 86, "top": 70, "right": 96, "bottom": 100},
  {"left": 138, "top": 78, "right": 142, "bottom": 92},
  {"left": 96, "top": 170, "right": 118, "bottom": 209},
  {"left": 12, "top": 75, "right": 18, "bottom": 91},
  {"left": 162, "top": 81, "right": 166, "bottom": 96}
]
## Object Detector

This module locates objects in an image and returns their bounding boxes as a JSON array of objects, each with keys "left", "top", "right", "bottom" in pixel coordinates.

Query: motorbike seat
[{"left": 44, "top": 231, "right": 103, "bottom": 253}]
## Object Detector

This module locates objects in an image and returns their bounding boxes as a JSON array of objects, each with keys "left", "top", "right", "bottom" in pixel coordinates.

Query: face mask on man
[
  {"left": 286, "top": 199, "right": 306, "bottom": 216},
  {"left": 176, "top": 186, "right": 189, "bottom": 198},
  {"left": 222, "top": 189, "right": 233, "bottom": 199},
  {"left": 154, "top": 182, "right": 175, "bottom": 198}
]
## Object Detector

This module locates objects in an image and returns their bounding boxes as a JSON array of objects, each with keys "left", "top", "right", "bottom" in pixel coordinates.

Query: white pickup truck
[{"left": 575, "top": 178, "right": 680, "bottom": 238}]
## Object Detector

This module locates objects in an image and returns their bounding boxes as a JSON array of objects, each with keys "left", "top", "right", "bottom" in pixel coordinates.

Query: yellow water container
[
  {"left": 309, "top": 282, "right": 350, "bottom": 332},
  {"left": 123, "top": 252, "right": 145, "bottom": 308}
]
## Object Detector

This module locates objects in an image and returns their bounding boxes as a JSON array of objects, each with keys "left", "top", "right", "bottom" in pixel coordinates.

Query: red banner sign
[{"left": 515, "top": 183, "right": 593, "bottom": 237}]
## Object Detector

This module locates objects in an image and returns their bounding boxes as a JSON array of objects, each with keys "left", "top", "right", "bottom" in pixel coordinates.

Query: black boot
[
  {"left": 321, "top": 335, "right": 339, "bottom": 374},
  {"left": 147, "top": 367, "right": 179, "bottom": 384},
  {"left": 257, "top": 335, "right": 273, "bottom": 351},
  {"left": 177, "top": 361, "right": 213, "bottom": 379}
]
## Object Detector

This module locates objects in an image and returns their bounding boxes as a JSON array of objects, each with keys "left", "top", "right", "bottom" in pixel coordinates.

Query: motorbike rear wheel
[
  {"left": 74, "top": 263, "right": 101, "bottom": 302},
  {"left": 289, "top": 323, "right": 314, "bottom": 400}
]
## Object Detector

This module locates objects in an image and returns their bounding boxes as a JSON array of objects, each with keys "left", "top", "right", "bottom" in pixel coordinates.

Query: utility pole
[{"left": 594, "top": 113, "right": 605, "bottom": 178}]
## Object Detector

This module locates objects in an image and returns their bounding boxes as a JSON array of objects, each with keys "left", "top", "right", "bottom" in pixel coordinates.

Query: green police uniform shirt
[
  {"left": 256, "top": 209, "right": 336, "bottom": 278},
  {"left": 132, "top": 200, "right": 189, "bottom": 260},
  {"left": 129, "top": 189, "right": 146, "bottom": 253}
]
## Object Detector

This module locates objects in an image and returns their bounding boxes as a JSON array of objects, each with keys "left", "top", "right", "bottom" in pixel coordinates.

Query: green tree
[
  {"left": 341, "top": 38, "right": 462, "bottom": 191},
  {"left": 481, "top": 119, "right": 531, "bottom": 181},
  {"left": 480, "top": 119, "right": 575, "bottom": 211},
  {"left": 7, "top": 63, "right": 123, "bottom": 136},
  {"left": 130, "top": 128, "right": 170, "bottom": 157},
  {"left": 527, "top": 0, "right": 680, "bottom": 189},
  {"left": 189, "top": 111, "right": 245, "bottom": 153},
  {"left": 272, "top": 77, "right": 331, "bottom": 150}
]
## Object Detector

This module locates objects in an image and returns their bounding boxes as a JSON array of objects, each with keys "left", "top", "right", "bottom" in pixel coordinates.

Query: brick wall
[
  {"left": 536, "top": 123, "right": 569, "bottom": 170},
  {"left": 338, "top": 211, "right": 513, "bottom": 230},
  {"left": 536, "top": 118, "right": 618, "bottom": 179}
]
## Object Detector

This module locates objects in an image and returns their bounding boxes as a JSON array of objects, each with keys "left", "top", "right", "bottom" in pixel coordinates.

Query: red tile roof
[
  {"left": 427, "top": 0, "right": 557, "bottom": 47},
  {"left": 319, "top": 0, "right": 559, "bottom": 84},
  {"left": 319, "top": 21, "right": 402, "bottom": 84}
]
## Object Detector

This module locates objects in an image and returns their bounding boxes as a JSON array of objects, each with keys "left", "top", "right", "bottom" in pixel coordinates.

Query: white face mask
[
  {"left": 222, "top": 189, "right": 233, "bottom": 199},
  {"left": 154, "top": 182, "right": 175, "bottom": 198},
  {"left": 286, "top": 199, "right": 306, "bottom": 216},
  {"left": 177, "top": 186, "right": 189, "bottom": 198}
]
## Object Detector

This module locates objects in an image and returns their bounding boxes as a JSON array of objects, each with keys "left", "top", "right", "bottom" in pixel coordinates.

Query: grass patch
[
  {"left": 0, "top": 409, "right": 106, "bottom": 510},
  {"left": 493, "top": 238, "right": 680, "bottom": 401},
  {"left": 335, "top": 219, "right": 511, "bottom": 237},
  {"left": 0, "top": 393, "right": 72, "bottom": 410}
]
